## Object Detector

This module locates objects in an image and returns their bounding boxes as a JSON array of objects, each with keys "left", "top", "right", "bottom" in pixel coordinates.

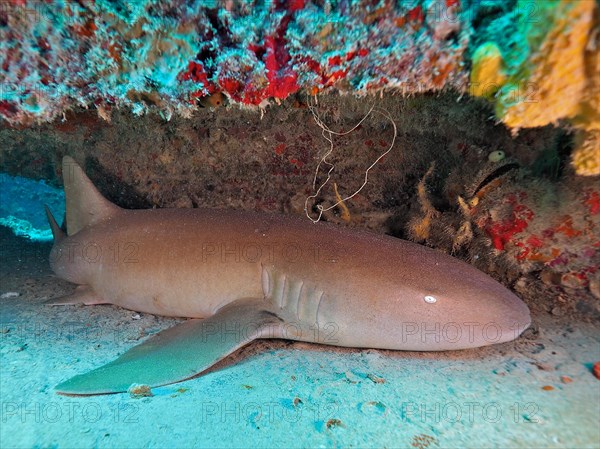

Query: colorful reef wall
[
  {"left": 2, "top": 0, "right": 598, "bottom": 173},
  {"left": 0, "top": 0, "right": 469, "bottom": 121},
  {"left": 0, "top": 0, "right": 599, "bottom": 311},
  {"left": 1, "top": 0, "right": 598, "bottom": 169}
]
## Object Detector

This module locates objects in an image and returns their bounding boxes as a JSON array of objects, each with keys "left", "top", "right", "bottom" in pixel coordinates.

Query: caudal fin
[{"left": 61, "top": 156, "right": 120, "bottom": 235}]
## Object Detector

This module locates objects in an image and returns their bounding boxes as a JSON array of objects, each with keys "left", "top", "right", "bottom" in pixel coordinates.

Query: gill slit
[
  {"left": 295, "top": 280, "right": 305, "bottom": 319},
  {"left": 315, "top": 290, "right": 324, "bottom": 327},
  {"left": 280, "top": 274, "right": 287, "bottom": 308}
]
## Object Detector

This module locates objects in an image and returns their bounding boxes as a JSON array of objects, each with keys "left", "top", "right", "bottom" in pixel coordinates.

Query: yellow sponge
[
  {"left": 497, "top": 0, "right": 599, "bottom": 130},
  {"left": 571, "top": 131, "right": 600, "bottom": 177},
  {"left": 470, "top": 42, "right": 507, "bottom": 99}
]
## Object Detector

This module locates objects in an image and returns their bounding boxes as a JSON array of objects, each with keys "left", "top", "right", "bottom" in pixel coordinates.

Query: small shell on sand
[{"left": 128, "top": 384, "right": 153, "bottom": 398}]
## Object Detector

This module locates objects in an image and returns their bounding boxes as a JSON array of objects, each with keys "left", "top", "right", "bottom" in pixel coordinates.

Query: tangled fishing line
[{"left": 304, "top": 96, "right": 398, "bottom": 223}]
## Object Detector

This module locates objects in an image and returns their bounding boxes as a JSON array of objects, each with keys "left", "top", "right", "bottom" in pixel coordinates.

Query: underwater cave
[{"left": 1, "top": 1, "right": 599, "bottom": 448}]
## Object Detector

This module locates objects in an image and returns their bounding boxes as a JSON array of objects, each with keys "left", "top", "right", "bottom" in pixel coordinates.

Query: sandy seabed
[{"left": 1, "top": 227, "right": 599, "bottom": 449}]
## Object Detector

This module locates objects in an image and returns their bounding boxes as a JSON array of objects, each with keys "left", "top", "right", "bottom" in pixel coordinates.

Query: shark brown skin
[{"left": 47, "top": 156, "right": 531, "bottom": 395}]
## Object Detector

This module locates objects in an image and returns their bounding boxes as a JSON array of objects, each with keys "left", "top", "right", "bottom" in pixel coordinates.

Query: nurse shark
[{"left": 45, "top": 156, "right": 531, "bottom": 395}]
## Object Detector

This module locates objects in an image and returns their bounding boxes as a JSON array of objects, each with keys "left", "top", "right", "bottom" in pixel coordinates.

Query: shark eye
[{"left": 424, "top": 295, "right": 437, "bottom": 304}]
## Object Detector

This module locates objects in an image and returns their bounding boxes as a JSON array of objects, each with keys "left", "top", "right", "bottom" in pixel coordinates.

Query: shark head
[{"left": 385, "top": 255, "right": 531, "bottom": 351}]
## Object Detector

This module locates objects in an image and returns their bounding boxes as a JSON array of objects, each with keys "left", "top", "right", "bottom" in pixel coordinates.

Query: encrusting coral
[
  {"left": 408, "top": 145, "right": 600, "bottom": 304},
  {"left": 0, "top": 0, "right": 471, "bottom": 125},
  {"left": 469, "top": 42, "right": 507, "bottom": 99},
  {"left": 571, "top": 131, "right": 600, "bottom": 177},
  {"left": 472, "top": 0, "right": 600, "bottom": 177}
]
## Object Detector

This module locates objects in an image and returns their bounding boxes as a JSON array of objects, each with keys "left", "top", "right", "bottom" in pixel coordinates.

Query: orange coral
[
  {"left": 571, "top": 130, "right": 600, "bottom": 176},
  {"left": 497, "top": 0, "right": 599, "bottom": 130}
]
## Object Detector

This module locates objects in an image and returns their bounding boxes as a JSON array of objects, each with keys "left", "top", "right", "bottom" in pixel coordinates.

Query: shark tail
[{"left": 44, "top": 204, "right": 65, "bottom": 242}]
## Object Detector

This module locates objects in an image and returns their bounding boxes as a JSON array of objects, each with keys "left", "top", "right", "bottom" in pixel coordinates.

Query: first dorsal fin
[{"left": 62, "top": 156, "right": 120, "bottom": 236}]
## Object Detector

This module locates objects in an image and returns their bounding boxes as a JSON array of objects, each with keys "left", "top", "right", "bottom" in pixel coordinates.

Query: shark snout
[
  {"left": 490, "top": 291, "right": 531, "bottom": 343},
  {"left": 460, "top": 284, "right": 531, "bottom": 347}
]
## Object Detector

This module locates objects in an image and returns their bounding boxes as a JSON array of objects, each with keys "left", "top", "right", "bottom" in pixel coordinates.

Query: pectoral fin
[
  {"left": 45, "top": 285, "right": 107, "bottom": 306},
  {"left": 55, "top": 298, "right": 282, "bottom": 395}
]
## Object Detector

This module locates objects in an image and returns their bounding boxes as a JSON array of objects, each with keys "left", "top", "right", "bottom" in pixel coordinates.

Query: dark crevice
[{"left": 472, "top": 162, "right": 520, "bottom": 197}]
